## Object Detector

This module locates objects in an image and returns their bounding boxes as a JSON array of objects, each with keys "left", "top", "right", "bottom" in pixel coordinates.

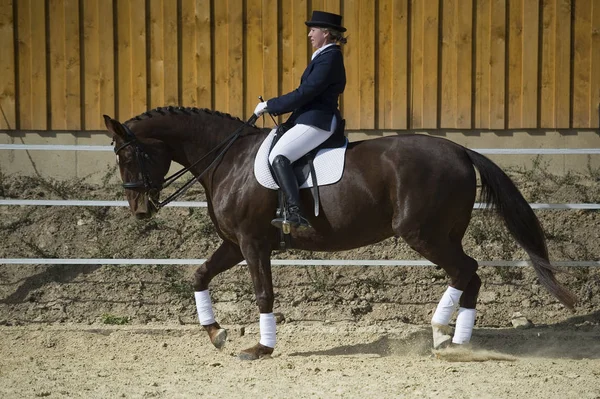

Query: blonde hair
[{"left": 321, "top": 27, "right": 348, "bottom": 45}]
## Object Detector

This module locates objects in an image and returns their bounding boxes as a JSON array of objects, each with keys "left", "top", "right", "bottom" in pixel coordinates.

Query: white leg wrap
[
  {"left": 431, "top": 286, "right": 463, "bottom": 326},
  {"left": 452, "top": 307, "right": 477, "bottom": 344},
  {"left": 194, "top": 290, "right": 216, "bottom": 325},
  {"left": 259, "top": 313, "right": 276, "bottom": 348}
]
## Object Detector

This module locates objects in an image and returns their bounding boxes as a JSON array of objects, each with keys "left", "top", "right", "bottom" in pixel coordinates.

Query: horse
[{"left": 104, "top": 106, "right": 576, "bottom": 360}]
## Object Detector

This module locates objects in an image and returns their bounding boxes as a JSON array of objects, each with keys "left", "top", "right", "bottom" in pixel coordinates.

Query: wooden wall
[{"left": 0, "top": 0, "right": 598, "bottom": 131}]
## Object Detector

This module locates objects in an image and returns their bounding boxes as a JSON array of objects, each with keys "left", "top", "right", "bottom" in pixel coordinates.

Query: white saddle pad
[{"left": 254, "top": 131, "right": 348, "bottom": 190}]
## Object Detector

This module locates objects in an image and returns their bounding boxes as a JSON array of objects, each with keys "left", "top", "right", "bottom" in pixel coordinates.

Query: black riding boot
[{"left": 271, "top": 155, "right": 311, "bottom": 231}]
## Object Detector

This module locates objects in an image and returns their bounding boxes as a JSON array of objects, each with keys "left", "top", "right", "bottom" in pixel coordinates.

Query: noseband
[
  {"left": 114, "top": 127, "right": 163, "bottom": 194},
  {"left": 113, "top": 114, "right": 259, "bottom": 210}
]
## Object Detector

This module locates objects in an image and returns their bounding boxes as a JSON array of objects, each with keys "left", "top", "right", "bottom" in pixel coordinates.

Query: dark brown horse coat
[{"left": 104, "top": 107, "right": 576, "bottom": 358}]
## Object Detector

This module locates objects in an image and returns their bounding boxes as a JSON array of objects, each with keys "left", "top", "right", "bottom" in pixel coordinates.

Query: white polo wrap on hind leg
[
  {"left": 194, "top": 290, "right": 216, "bottom": 325},
  {"left": 452, "top": 307, "right": 477, "bottom": 344},
  {"left": 431, "top": 286, "right": 463, "bottom": 325},
  {"left": 259, "top": 313, "right": 276, "bottom": 348}
]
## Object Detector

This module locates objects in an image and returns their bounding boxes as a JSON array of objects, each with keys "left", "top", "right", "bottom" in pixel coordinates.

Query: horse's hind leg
[
  {"left": 400, "top": 230, "right": 481, "bottom": 348},
  {"left": 193, "top": 240, "right": 244, "bottom": 349}
]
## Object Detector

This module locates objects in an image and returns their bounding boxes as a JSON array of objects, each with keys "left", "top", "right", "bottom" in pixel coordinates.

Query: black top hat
[{"left": 305, "top": 11, "right": 346, "bottom": 32}]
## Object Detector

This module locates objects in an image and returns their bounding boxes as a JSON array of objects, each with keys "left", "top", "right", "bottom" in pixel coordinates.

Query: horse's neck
[{"left": 167, "top": 117, "right": 265, "bottom": 179}]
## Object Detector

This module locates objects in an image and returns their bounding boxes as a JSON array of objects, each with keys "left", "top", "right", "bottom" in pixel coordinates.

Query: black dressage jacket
[{"left": 267, "top": 45, "right": 346, "bottom": 132}]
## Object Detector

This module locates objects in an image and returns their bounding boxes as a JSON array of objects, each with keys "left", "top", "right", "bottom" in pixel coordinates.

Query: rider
[{"left": 254, "top": 10, "right": 347, "bottom": 231}]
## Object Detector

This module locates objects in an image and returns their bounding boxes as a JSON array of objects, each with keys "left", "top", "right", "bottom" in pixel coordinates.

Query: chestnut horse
[{"left": 104, "top": 107, "right": 575, "bottom": 360}]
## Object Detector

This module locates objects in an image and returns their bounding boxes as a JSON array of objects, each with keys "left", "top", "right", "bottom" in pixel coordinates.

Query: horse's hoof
[
  {"left": 203, "top": 323, "right": 228, "bottom": 349},
  {"left": 238, "top": 343, "right": 274, "bottom": 361},
  {"left": 432, "top": 323, "right": 453, "bottom": 349},
  {"left": 211, "top": 328, "right": 228, "bottom": 349}
]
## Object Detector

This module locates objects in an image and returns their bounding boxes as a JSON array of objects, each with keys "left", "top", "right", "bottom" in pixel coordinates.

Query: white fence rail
[
  {"left": 1, "top": 199, "right": 599, "bottom": 209},
  {"left": 1, "top": 258, "right": 598, "bottom": 267},
  {"left": 2, "top": 144, "right": 597, "bottom": 268},
  {"left": 1, "top": 144, "right": 599, "bottom": 155}
]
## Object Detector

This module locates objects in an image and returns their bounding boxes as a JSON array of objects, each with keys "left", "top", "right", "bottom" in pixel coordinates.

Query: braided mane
[{"left": 124, "top": 106, "right": 246, "bottom": 125}]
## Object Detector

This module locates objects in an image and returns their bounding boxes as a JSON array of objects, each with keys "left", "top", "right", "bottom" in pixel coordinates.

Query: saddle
[{"left": 268, "top": 120, "right": 347, "bottom": 219}]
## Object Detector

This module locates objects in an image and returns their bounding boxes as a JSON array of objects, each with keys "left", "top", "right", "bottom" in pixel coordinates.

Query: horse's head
[{"left": 104, "top": 115, "right": 172, "bottom": 219}]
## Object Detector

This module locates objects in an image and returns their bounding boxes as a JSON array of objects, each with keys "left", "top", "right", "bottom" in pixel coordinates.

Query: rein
[{"left": 115, "top": 114, "right": 259, "bottom": 210}]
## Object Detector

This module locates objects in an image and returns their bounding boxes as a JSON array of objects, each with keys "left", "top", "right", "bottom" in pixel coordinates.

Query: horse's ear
[{"left": 103, "top": 115, "right": 128, "bottom": 140}]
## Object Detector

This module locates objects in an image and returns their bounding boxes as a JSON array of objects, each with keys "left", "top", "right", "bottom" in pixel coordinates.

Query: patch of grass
[
  {"left": 22, "top": 239, "right": 57, "bottom": 259},
  {"left": 494, "top": 266, "right": 523, "bottom": 283},
  {"left": 586, "top": 155, "right": 600, "bottom": 181},
  {"left": 0, "top": 209, "right": 36, "bottom": 231},
  {"left": 101, "top": 314, "right": 130, "bottom": 325},
  {"left": 167, "top": 280, "right": 194, "bottom": 300},
  {"left": 305, "top": 266, "right": 336, "bottom": 293},
  {"left": 361, "top": 268, "right": 388, "bottom": 290},
  {"left": 0, "top": 167, "right": 6, "bottom": 197}
]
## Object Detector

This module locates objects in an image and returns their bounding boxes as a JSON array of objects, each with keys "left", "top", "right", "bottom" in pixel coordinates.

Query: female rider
[{"left": 254, "top": 10, "right": 347, "bottom": 231}]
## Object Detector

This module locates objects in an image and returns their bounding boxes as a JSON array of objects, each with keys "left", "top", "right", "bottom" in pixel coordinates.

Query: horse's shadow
[
  {"left": 0, "top": 264, "right": 102, "bottom": 305},
  {"left": 289, "top": 311, "right": 600, "bottom": 360}
]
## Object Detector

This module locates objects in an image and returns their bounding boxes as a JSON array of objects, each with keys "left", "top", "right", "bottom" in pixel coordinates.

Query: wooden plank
[
  {"left": 149, "top": 0, "right": 178, "bottom": 108},
  {"left": 540, "top": 0, "right": 556, "bottom": 127},
  {"left": 279, "top": 1, "right": 294, "bottom": 105},
  {"left": 117, "top": 0, "right": 147, "bottom": 120},
  {"left": 422, "top": 0, "right": 438, "bottom": 129},
  {"left": 410, "top": 0, "right": 424, "bottom": 128},
  {"left": 117, "top": 0, "right": 133, "bottom": 119},
  {"left": 180, "top": 0, "right": 196, "bottom": 106},
  {"left": 49, "top": 0, "right": 67, "bottom": 129},
  {"left": 213, "top": 0, "right": 228, "bottom": 112},
  {"left": 131, "top": 0, "right": 147, "bottom": 116},
  {"left": 98, "top": 0, "right": 115, "bottom": 127},
  {"left": 592, "top": 0, "right": 600, "bottom": 128},
  {"left": 180, "top": 0, "right": 212, "bottom": 108},
  {"left": 507, "top": 0, "right": 539, "bottom": 128},
  {"left": 324, "top": 0, "right": 340, "bottom": 14},
  {"left": 572, "top": 0, "right": 592, "bottom": 128},
  {"left": 18, "top": 0, "right": 47, "bottom": 130},
  {"left": 507, "top": 0, "right": 523, "bottom": 128},
  {"left": 262, "top": 0, "right": 278, "bottom": 118},
  {"left": 245, "top": 0, "right": 262, "bottom": 120},
  {"left": 391, "top": 0, "right": 409, "bottom": 129},
  {"left": 197, "top": 0, "right": 212, "bottom": 108},
  {"left": 0, "top": 0, "right": 16, "bottom": 129},
  {"left": 489, "top": 0, "right": 505, "bottom": 129},
  {"left": 49, "top": 0, "right": 81, "bottom": 130},
  {"left": 149, "top": 0, "right": 165, "bottom": 108},
  {"left": 293, "top": 1, "right": 309, "bottom": 96},
  {"left": 163, "top": 0, "right": 178, "bottom": 106},
  {"left": 228, "top": 0, "right": 243, "bottom": 118},
  {"left": 522, "top": 0, "right": 539, "bottom": 127},
  {"left": 555, "top": 0, "right": 571, "bottom": 128},
  {"left": 359, "top": 0, "right": 375, "bottom": 129},
  {"left": 83, "top": 0, "right": 115, "bottom": 130},
  {"left": 377, "top": 0, "right": 393, "bottom": 128},
  {"left": 342, "top": 0, "right": 360, "bottom": 129},
  {"left": 475, "top": 0, "right": 491, "bottom": 128},
  {"left": 311, "top": 0, "right": 324, "bottom": 13},
  {"left": 456, "top": 0, "right": 472, "bottom": 128},
  {"left": 441, "top": 0, "right": 458, "bottom": 128}
]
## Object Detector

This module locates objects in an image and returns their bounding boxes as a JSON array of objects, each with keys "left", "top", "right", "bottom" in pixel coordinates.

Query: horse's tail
[{"left": 465, "top": 149, "right": 577, "bottom": 309}]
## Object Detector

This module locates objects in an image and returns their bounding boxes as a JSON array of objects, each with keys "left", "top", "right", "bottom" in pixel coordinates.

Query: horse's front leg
[
  {"left": 237, "top": 238, "right": 275, "bottom": 361},
  {"left": 193, "top": 240, "right": 244, "bottom": 349}
]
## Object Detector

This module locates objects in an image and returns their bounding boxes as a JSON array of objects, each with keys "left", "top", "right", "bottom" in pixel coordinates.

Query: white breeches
[{"left": 268, "top": 117, "right": 337, "bottom": 165}]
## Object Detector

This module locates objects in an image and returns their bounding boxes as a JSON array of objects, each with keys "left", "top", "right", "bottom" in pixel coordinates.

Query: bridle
[{"left": 113, "top": 114, "right": 259, "bottom": 210}]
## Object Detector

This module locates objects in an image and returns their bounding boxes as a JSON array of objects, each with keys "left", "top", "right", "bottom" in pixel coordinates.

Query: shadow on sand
[{"left": 289, "top": 311, "right": 600, "bottom": 360}]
